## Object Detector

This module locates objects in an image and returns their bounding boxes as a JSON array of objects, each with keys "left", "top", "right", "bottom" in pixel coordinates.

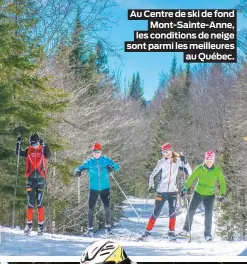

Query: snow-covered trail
[{"left": 0, "top": 197, "right": 247, "bottom": 256}]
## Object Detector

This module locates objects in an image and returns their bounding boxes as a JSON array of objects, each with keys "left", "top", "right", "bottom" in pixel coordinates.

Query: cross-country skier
[
  {"left": 74, "top": 142, "right": 120, "bottom": 237},
  {"left": 16, "top": 134, "right": 51, "bottom": 235},
  {"left": 179, "top": 151, "right": 226, "bottom": 241},
  {"left": 140, "top": 143, "right": 192, "bottom": 241}
]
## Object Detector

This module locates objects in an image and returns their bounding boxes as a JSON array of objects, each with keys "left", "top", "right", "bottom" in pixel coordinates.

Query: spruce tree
[
  {"left": 170, "top": 54, "right": 178, "bottom": 79},
  {"left": 85, "top": 48, "right": 99, "bottom": 95},
  {"left": 0, "top": 0, "right": 70, "bottom": 227},
  {"left": 217, "top": 64, "right": 247, "bottom": 241},
  {"left": 178, "top": 64, "right": 183, "bottom": 76},
  {"left": 185, "top": 63, "right": 191, "bottom": 91},
  {"left": 158, "top": 70, "right": 168, "bottom": 93},
  {"left": 129, "top": 72, "right": 145, "bottom": 105},
  {"left": 95, "top": 40, "right": 108, "bottom": 74},
  {"left": 129, "top": 73, "right": 136, "bottom": 99},
  {"left": 69, "top": 12, "right": 106, "bottom": 97},
  {"left": 69, "top": 9, "right": 88, "bottom": 78}
]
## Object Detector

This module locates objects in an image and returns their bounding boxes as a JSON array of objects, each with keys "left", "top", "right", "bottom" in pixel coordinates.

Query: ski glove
[
  {"left": 17, "top": 135, "right": 22, "bottom": 143},
  {"left": 74, "top": 169, "right": 81, "bottom": 177},
  {"left": 180, "top": 153, "right": 187, "bottom": 164},
  {"left": 218, "top": 195, "right": 225, "bottom": 202},
  {"left": 39, "top": 139, "right": 45, "bottom": 146},
  {"left": 106, "top": 165, "right": 114, "bottom": 173},
  {"left": 180, "top": 188, "right": 187, "bottom": 198},
  {"left": 148, "top": 186, "right": 155, "bottom": 194}
]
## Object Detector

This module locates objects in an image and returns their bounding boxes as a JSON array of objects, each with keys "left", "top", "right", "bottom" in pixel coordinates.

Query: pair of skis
[
  {"left": 82, "top": 229, "right": 116, "bottom": 239},
  {"left": 24, "top": 225, "right": 44, "bottom": 236},
  {"left": 136, "top": 234, "right": 206, "bottom": 243},
  {"left": 24, "top": 230, "right": 44, "bottom": 236}
]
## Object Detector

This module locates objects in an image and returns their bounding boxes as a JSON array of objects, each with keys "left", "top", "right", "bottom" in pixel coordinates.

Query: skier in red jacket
[{"left": 16, "top": 134, "right": 51, "bottom": 235}]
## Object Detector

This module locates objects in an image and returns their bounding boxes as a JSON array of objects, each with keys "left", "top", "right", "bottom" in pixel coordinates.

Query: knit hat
[
  {"left": 161, "top": 143, "right": 172, "bottom": 152},
  {"left": 205, "top": 151, "right": 215, "bottom": 162},
  {"left": 92, "top": 142, "right": 102, "bottom": 151},
  {"left": 29, "top": 134, "right": 39, "bottom": 144}
]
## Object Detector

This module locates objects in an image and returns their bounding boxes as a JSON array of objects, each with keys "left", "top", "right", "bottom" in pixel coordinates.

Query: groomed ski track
[{"left": 1, "top": 197, "right": 247, "bottom": 257}]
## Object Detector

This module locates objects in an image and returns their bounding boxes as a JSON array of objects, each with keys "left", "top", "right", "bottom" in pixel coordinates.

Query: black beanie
[{"left": 29, "top": 133, "right": 39, "bottom": 144}]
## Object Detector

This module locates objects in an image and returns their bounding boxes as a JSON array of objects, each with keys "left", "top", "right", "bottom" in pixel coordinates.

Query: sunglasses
[
  {"left": 161, "top": 150, "right": 172, "bottom": 155},
  {"left": 92, "top": 150, "right": 101, "bottom": 154}
]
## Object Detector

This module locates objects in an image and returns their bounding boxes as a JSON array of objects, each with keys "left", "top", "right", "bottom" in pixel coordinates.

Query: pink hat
[
  {"left": 161, "top": 143, "right": 172, "bottom": 152},
  {"left": 205, "top": 151, "right": 215, "bottom": 162}
]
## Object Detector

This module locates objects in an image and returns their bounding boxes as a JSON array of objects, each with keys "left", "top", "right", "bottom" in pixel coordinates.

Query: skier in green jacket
[{"left": 179, "top": 151, "right": 226, "bottom": 241}]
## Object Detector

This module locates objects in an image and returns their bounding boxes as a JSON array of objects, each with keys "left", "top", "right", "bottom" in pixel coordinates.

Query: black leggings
[
  {"left": 88, "top": 188, "right": 110, "bottom": 229},
  {"left": 146, "top": 192, "right": 178, "bottom": 231},
  {"left": 153, "top": 192, "right": 177, "bottom": 219},
  {"left": 26, "top": 178, "right": 45, "bottom": 209},
  {"left": 183, "top": 191, "right": 215, "bottom": 237}
]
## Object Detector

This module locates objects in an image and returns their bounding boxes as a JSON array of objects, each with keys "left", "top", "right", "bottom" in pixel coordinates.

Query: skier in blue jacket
[{"left": 74, "top": 142, "right": 120, "bottom": 236}]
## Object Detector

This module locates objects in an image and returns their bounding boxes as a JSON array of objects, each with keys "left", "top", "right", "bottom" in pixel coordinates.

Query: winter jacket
[
  {"left": 16, "top": 142, "right": 51, "bottom": 179},
  {"left": 16, "top": 143, "right": 51, "bottom": 159},
  {"left": 75, "top": 156, "right": 120, "bottom": 191},
  {"left": 149, "top": 157, "right": 192, "bottom": 193},
  {"left": 185, "top": 164, "right": 226, "bottom": 196}
]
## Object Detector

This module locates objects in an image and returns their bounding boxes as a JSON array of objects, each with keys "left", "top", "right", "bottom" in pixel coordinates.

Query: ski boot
[
  {"left": 139, "top": 230, "right": 150, "bottom": 241},
  {"left": 83, "top": 228, "right": 94, "bottom": 237},
  {"left": 205, "top": 235, "right": 212, "bottom": 241},
  {"left": 178, "top": 230, "right": 190, "bottom": 237},
  {"left": 105, "top": 227, "right": 113, "bottom": 235},
  {"left": 24, "top": 223, "right": 32, "bottom": 235},
  {"left": 167, "top": 230, "right": 176, "bottom": 241},
  {"left": 37, "top": 224, "right": 44, "bottom": 236}
]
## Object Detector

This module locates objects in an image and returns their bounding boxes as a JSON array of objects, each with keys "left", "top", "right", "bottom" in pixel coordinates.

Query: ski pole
[
  {"left": 45, "top": 179, "right": 52, "bottom": 232},
  {"left": 12, "top": 137, "right": 21, "bottom": 229},
  {"left": 182, "top": 160, "right": 192, "bottom": 242},
  {"left": 78, "top": 177, "right": 81, "bottom": 204},
  {"left": 213, "top": 199, "right": 222, "bottom": 240},
  {"left": 137, "top": 193, "right": 151, "bottom": 224},
  {"left": 41, "top": 138, "right": 53, "bottom": 232},
  {"left": 129, "top": 190, "right": 152, "bottom": 241},
  {"left": 144, "top": 193, "right": 151, "bottom": 213},
  {"left": 110, "top": 173, "right": 140, "bottom": 220},
  {"left": 184, "top": 193, "right": 192, "bottom": 243},
  {"left": 181, "top": 161, "right": 189, "bottom": 209}
]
